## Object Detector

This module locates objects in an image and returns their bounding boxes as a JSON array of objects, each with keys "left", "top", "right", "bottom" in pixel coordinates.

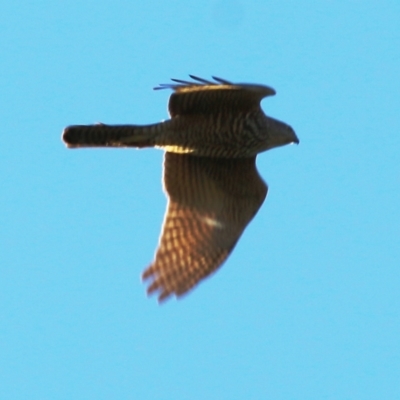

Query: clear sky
[{"left": 1, "top": 1, "right": 399, "bottom": 399}]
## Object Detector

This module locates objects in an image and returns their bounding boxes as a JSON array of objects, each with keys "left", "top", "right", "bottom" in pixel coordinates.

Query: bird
[{"left": 62, "top": 75, "right": 299, "bottom": 302}]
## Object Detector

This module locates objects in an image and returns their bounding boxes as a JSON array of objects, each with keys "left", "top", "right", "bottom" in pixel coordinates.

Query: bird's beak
[{"left": 291, "top": 127, "right": 300, "bottom": 145}]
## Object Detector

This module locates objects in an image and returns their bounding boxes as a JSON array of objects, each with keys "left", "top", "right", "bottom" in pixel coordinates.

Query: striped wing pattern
[{"left": 142, "top": 152, "right": 268, "bottom": 302}]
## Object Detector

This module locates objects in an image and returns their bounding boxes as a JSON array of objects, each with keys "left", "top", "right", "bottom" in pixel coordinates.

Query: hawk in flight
[{"left": 63, "top": 75, "right": 299, "bottom": 302}]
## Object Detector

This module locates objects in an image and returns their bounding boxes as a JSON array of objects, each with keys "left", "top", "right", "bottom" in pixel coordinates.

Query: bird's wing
[
  {"left": 154, "top": 75, "right": 276, "bottom": 117},
  {"left": 142, "top": 152, "right": 268, "bottom": 302}
]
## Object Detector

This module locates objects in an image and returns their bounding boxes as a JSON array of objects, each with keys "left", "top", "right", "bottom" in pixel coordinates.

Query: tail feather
[{"left": 62, "top": 123, "right": 156, "bottom": 148}]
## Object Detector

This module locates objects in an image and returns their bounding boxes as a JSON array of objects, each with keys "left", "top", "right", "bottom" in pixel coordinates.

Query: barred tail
[{"left": 62, "top": 123, "right": 159, "bottom": 149}]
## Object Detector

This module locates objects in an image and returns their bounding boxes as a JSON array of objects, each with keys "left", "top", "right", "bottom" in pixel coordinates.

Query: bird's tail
[{"left": 62, "top": 123, "right": 161, "bottom": 149}]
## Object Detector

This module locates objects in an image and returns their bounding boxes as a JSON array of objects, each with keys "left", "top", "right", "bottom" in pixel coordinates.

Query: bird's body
[
  {"left": 64, "top": 109, "right": 294, "bottom": 158},
  {"left": 63, "top": 75, "right": 298, "bottom": 302}
]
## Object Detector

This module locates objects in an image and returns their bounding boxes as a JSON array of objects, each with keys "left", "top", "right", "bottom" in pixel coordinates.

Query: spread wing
[
  {"left": 154, "top": 75, "right": 276, "bottom": 117},
  {"left": 142, "top": 152, "right": 268, "bottom": 302}
]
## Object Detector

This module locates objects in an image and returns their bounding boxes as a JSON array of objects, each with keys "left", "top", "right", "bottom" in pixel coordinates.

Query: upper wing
[
  {"left": 142, "top": 152, "right": 268, "bottom": 302},
  {"left": 154, "top": 75, "right": 276, "bottom": 117}
]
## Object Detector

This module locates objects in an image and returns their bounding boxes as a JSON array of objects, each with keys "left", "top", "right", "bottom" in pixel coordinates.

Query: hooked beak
[{"left": 290, "top": 126, "right": 299, "bottom": 145}]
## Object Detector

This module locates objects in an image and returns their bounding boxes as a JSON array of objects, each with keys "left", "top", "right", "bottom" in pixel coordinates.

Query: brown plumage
[{"left": 62, "top": 75, "right": 299, "bottom": 302}]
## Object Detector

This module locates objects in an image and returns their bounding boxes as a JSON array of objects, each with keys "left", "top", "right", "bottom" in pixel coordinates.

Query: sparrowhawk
[{"left": 62, "top": 75, "right": 299, "bottom": 302}]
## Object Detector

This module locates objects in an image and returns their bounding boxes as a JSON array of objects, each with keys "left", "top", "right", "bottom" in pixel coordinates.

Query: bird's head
[{"left": 262, "top": 116, "right": 299, "bottom": 152}]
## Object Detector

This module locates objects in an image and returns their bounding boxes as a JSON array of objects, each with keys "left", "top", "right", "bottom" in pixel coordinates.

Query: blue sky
[{"left": 1, "top": 1, "right": 399, "bottom": 399}]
